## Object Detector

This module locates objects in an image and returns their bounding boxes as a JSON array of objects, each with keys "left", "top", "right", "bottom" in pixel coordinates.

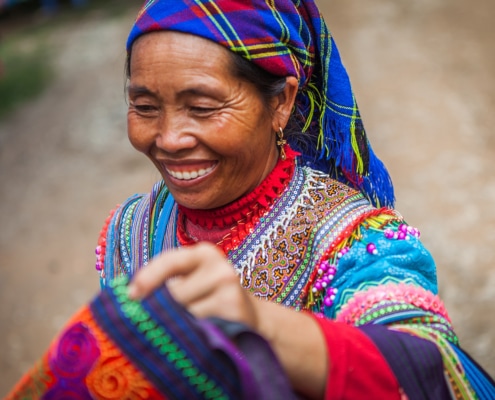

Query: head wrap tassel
[
  {"left": 127, "top": 0, "right": 395, "bottom": 208},
  {"left": 289, "top": 1, "right": 394, "bottom": 207}
]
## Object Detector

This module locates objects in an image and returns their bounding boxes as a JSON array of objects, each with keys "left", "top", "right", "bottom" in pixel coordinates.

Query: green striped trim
[{"left": 109, "top": 278, "right": 229, "bottom": 400}]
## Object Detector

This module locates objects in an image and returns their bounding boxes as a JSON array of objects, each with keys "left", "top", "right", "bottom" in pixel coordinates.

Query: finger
[
  {"left": 186, "top": 284, "right": 257, "bottom": 328},
  {"left": 167, "top": 255, "right": 238, "bottom": 306},
  {"left": 126, "top": 249, "right": 181, "bottom": 300},
  {"left": 127, "top": 242, "right": 223, "bottom": 300}
]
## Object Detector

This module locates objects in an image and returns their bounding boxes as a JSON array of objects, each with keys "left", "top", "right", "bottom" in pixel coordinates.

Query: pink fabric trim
[{"left": 335, "top": 283, "right": 451, "bottom": 325}]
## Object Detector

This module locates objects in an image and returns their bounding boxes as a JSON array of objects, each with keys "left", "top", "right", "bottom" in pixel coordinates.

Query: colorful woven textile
[
  {"left": 6, "top": 277, "right": 295, "bottom": 400},
  {"left": 126, "top": 0, "right": 394, "bottom": 207}
]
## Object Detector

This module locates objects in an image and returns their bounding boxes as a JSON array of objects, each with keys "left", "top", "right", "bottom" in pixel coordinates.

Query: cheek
[
  {"left": 127, "top": 114, "right": 152, "bottom": 153},
  {"left": 215, "top": 109, "right": 272, "bottom": 150}
]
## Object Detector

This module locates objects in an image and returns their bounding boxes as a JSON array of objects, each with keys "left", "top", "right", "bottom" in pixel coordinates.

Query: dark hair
[
  {"left": 229, "top": 52, "right": 308, "bottom": 146},
  {"left": 228, "top": 52, "right": 287, "bottom": 109}
]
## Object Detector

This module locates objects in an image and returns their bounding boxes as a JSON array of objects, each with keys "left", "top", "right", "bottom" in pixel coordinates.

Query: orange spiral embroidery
[{"left": 77, "top": 308, "right": 162, "bottom": 399}]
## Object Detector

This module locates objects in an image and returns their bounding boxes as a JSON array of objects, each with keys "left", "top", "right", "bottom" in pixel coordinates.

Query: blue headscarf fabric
[{"left": 127, "top": 0, "right": 395, "bottom": 207}]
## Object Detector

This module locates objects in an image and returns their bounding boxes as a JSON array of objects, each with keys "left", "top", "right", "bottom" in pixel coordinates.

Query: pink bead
[
  {"left": 95, "top": 245, "right": 102, "bottom": 255},
  {"left": 314, "top": 281, "right": 323, "bottom": 291},
  {"left": 366, "top": 243, "right": 378, "bottom": 254},
  {"left": 398, "top": 231, "right": 407, "bottom": 240},
  {"left": 384, "top": 228, "right": 394, "bottom": 239},
  {"left": 323, "top": 297, "right": 334, "bottom": 307},
  {"left": 399, "top": 224, "right": 408, "bottom": 233}
]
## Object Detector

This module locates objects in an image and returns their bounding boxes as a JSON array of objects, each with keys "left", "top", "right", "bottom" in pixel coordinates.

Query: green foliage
[
  {"left": 0, "top": 0, "right": 139, "bottom": 121},
  {"left": 0, "top": 35, "right": 53, "bottom": 120}
]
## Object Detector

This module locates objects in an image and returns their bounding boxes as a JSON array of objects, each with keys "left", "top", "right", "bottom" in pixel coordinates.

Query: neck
[{"left": 177, "top": 145, "right": 297, "bottom": 253}]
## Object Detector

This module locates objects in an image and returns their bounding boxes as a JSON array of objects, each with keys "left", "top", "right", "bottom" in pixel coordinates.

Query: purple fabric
[
  {"left": 360, "top": 324, "right": 451, "bottom": 400},
  {"left": 207, "top": 318, "right": 299, "bottom": 400}
]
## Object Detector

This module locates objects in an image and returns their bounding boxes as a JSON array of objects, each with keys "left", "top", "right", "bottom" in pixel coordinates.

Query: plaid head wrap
[{"left": 127, "top": 0, "right": 395, "bottom": 207}]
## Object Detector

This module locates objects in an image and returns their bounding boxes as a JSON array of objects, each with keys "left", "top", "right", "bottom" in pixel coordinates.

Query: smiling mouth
[{"left": 165, "top": 165, "right": 215, "bottom": 181}]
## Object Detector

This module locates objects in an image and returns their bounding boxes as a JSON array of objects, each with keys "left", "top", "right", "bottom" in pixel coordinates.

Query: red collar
[{"left": 177, "top": 146, "right": 297, "bottom": 252}]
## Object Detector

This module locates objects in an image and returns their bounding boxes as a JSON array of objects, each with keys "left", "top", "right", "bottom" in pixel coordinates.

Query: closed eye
[
  {"left": 135, "top": 104, "right": 157, "bottom": 112},
  {"left": 129, "top": 103, "right": 159, "bottom": 116},
  {"left": 189, "top": 106, "right": 218, "bottom": 116}
]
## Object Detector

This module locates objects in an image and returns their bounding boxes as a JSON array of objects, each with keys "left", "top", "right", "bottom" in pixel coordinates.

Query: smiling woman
[
  {"left": 6, "top": 0, "right": 495, "bottom": 399},
  {"left": 126, "top": 31, "right": 293, "bottom": 210}
]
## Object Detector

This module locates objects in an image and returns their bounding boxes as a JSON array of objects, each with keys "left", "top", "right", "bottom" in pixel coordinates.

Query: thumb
[{"left": 127, "top": 242, "right": 220, "bottom": 300}]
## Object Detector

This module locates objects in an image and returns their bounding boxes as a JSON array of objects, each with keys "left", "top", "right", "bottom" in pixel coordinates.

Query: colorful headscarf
[{"left": 126, "top": 0, "right": 395, "bottom": 207}]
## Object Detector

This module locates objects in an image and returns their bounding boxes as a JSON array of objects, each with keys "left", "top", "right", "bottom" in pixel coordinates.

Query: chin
[{"left": 173, "top": 194, "right": 212, "bottom": 210}]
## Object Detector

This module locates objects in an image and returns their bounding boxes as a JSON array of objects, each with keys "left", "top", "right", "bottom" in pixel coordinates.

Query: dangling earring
[{"left": 276, "top": 127, "right": 287, "bottom": 160}]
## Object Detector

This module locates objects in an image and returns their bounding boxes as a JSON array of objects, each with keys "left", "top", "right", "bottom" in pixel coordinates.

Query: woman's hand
[
  {"left": 127, "top": 242, "right": 328, "bottom": 399},
  {"left": 127, "top": 242, "right": 259, "bottom": 329}
]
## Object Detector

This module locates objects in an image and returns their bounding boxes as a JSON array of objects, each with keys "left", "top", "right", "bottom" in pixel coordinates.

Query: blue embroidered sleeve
[
  {"left": 321, "top": 221, "right": 495, "bottom": 398},
  {"left": 330, "top": 227, "right": 438, "bottom": 319},
  {"left": 96, "top": 193, "right": 147, "bottom": 288}
]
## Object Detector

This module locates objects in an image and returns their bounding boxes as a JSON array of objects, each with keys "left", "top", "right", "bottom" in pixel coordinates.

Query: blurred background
[{"left": 0, "top": 0, "right": 494, "bottom": 394}]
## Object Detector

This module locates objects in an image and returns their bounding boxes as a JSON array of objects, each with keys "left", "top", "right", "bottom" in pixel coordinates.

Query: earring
[{"left": 276, "top": 127, "right": 287, "bottom": 160}]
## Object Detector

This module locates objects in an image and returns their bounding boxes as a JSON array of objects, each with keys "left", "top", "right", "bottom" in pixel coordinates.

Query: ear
[{"left": 271, "top": 76, "right": 299, "bottom": 132}]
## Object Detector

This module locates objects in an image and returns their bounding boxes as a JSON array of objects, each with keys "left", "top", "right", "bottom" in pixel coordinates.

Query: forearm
[
  {"left": 253, "top": 299, "right": 407, "bottom": 400},
  {"left": 254, "top": 299, "right": 328, "bottom": 399}
]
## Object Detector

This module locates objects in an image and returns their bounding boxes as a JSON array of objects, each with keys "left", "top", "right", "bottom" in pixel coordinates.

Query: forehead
[{"left": 130, "top": 31, "right": 234, "bottom": 76}]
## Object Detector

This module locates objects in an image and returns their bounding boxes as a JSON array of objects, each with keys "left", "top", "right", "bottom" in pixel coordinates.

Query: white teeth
[{"left": 167, "top": 165, "right": 214, "bottom": 180}]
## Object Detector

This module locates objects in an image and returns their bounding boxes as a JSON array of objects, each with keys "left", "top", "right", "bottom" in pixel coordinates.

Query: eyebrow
[
  {"left": 127, "top": 85, "right": 158, "bottom": 98},
  {"left": 177, "top": 84, "right": 226, "bottom": 101},
  {"left": 127, "top": 83, "right": 226, "bottom": 100}
]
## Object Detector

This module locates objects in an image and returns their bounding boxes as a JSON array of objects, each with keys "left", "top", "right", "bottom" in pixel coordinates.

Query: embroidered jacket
[{"left": 8, "top": 159, "right": 494, "bottom": 399}]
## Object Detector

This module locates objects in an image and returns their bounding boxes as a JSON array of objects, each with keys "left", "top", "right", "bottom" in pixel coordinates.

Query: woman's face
[{"left": 127, "top": 31, "right": 280, "bottom": 210}]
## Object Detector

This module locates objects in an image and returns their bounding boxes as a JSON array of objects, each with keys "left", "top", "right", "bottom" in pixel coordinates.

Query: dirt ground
[{"left": 0, "top": 0, "right": 494, "bottom": 394}]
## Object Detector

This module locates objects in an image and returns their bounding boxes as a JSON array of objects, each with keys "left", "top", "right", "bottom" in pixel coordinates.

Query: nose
[{"left": 155, "top": 113, "right": 198, "bottom": 153}]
